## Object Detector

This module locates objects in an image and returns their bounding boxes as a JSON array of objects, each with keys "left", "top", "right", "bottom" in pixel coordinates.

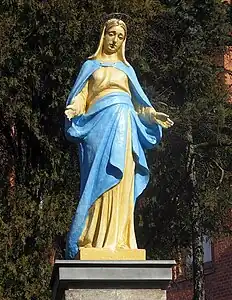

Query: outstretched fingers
[{"left": 166, "top": 118, "right": 174, "bottom": 127}]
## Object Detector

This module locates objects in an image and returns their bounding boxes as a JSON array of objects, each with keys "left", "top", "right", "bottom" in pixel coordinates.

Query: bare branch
[
  {"left": 210, "top": 159, "right": 225, "bottom": 190},
  {"left": 194, "top": 142, "right": 232, "bottom": 149}
]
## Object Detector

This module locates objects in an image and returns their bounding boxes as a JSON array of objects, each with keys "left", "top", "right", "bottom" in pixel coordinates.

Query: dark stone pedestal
[{"left": 50, "top": 260, "right": 176, "bottom": 300}]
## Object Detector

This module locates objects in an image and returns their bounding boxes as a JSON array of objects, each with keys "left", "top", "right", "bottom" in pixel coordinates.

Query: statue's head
[
  {"left": 89, "top": 18, "right": 129, "bottom": 65},
  {"left": 103, "top": 19, "right": 127, "bottom": 55}
]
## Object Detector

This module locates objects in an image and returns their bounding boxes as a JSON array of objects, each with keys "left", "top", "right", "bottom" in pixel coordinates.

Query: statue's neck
[{"left": 98, "top": 52, "right": 120, "bottom": 63}]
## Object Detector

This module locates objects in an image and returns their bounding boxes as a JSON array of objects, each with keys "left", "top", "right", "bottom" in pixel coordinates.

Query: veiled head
[
  {"left": 104, "top": 19, "right": 127, "bottom": 39},
  {"left": 89, "top": 18, "right": 129, "bottom": 65},
  {"left": 103, "top": 20, "right": 126, "bottom": 54}
]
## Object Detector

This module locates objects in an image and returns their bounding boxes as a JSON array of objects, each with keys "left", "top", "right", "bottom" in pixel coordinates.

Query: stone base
[
  {"left": 78, "top": 248, "right": 146, "bottom": 260},
  {"left": 65, "top": 289, "right": 166, "bottom": 300},
  {"left": 51, "top": 260, "right": 176, "bottom": 300}
]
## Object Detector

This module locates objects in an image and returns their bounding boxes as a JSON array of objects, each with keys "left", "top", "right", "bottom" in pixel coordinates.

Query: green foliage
[
  {"left": 0, "top": 0, "right": 232, "bottom": 299},
  {"left": 136, "top": 0, "right": 232, "bottom": 260}
]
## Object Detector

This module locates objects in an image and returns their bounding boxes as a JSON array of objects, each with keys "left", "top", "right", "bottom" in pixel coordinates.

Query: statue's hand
[
  {"left": 65, "top": 104, "right": 82, "bottom": 120},
  {"left": 152, "top": 111, "right": 174, "bottom": 128}
]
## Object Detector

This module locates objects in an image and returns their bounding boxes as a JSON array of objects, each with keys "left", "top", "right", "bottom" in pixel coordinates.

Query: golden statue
[{"left": 65, "top": 18, "right": 173, "bottom": 260}]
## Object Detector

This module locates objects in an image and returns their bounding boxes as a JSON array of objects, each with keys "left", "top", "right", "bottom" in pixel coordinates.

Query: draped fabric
[
  {"left": 65, "top": 61, "right": 162, "bottom": 259},
  {"left": 79, "top": 113, "right": 137, "bottom": 250}
]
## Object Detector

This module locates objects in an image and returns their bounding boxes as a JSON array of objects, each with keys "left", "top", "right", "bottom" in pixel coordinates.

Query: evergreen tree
[{"left": 136, "top": 1, "right": 232, "bottom": 299}]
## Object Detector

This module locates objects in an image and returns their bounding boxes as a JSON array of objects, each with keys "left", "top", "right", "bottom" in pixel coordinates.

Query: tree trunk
[
  {"left": 192, "top": 210, "right": 205, "bottom": 300},
  {"left": 8, "top": 123, "right": 16, "bottom": 198},
  {"left": 186, "top": 125, "right": 205, "bottom": 300}
]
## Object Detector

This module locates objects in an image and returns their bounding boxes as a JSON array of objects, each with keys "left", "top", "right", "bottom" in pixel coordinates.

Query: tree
[
  {"left": 0, "top": 0, "right": 166, "bottom": 298},
  {"left": 136, "top": 1, "right": 232, "bottom": 299}
]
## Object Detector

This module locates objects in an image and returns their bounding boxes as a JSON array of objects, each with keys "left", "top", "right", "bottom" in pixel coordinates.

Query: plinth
[
  {"left": 50, "top": 260, "right": 176, "bottom": 300},
  {"left": 77, "top": 248, "right": 146, "bottom": 260}
]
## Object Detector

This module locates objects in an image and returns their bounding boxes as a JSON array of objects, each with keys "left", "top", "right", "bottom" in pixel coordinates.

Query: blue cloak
[{"left": 65, "top": 60, "right": 162, "bottom": 259}]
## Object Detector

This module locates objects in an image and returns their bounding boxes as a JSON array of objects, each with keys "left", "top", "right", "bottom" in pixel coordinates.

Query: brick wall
[
  {"left": 167, "top": 236, "right": 232, "bottom": 300},
  {"left": 224, "top": 46, "right": 232, "bottom": 103}
]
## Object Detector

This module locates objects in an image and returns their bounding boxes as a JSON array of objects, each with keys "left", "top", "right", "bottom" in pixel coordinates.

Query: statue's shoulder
[
  {"left": 127, "top": 63, "right": 136, "bottom": 74},
  {"left": 120, "top": 62, "right": 136, "bottom": 75},
  {"left": 80, "top": 59, "right": 96, "bottom": 69},
  {"left": 76, "top": 59, "right": 99, "bottom": 78},
  {"left": 122, "top": 63, "right": 138, "bottom": 81}
]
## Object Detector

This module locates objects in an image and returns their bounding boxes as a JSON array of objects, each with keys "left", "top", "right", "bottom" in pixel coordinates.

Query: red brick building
[
  {"left": 167, "top": 236, "right": 232, "bottom": 300},
  {"left": 224, "top": 46, "right": 232, "bottom": 103}
]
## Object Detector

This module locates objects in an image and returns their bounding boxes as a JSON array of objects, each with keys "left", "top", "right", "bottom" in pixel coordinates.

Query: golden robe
[{"left": 70, "top": 66, "right": 155, "bottom": 251}]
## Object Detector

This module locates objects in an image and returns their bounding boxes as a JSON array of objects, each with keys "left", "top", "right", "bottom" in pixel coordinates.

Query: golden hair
[{"left": 88, "top": 18, "right": 129, "bottom": 66}]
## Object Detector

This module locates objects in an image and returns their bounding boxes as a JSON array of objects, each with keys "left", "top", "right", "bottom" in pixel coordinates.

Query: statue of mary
[{"left": 64, "top": 18, "right": 173, "bottom": 259}]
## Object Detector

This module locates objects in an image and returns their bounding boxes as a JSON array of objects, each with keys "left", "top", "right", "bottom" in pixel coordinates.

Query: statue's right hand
[{"left": 65, "top": 104, "right": 80, "bottom": 120}]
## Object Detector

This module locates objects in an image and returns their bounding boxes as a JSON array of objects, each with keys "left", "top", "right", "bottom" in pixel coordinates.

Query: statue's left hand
[
  {"left": 152, "top": 111, "right": 174, "bottom": 128},
  {"left": 65, "top": 105, "right": 77, "bottom": 120},
  {"left": 65, "top": 103, "right": 84, "bottom": 120}
]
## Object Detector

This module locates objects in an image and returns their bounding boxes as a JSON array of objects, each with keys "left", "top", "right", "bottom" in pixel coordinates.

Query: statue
[{"left": 64, "top": 18, "right": 173, "bottom": 260}]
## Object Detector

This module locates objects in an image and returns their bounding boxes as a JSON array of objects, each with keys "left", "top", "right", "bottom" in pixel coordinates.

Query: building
[{"left": 167, "top": 236, "right": 232, "bottom": 300}]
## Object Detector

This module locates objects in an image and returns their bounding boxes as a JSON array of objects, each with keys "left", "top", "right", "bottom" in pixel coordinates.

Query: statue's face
[{"left": 103, "top": 25, "right": 125, "bottom": 55}]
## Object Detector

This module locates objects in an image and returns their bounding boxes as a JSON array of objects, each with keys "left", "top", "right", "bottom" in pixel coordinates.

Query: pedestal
[
  {"left": 78, "top": 248, "right": 146, "bottom": 260},
  {"left": 65, "top": 289, "right": 166, "bottom": 300},
  {"left": 51, "top": 260, "right": 176, "bottom": 300}
]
